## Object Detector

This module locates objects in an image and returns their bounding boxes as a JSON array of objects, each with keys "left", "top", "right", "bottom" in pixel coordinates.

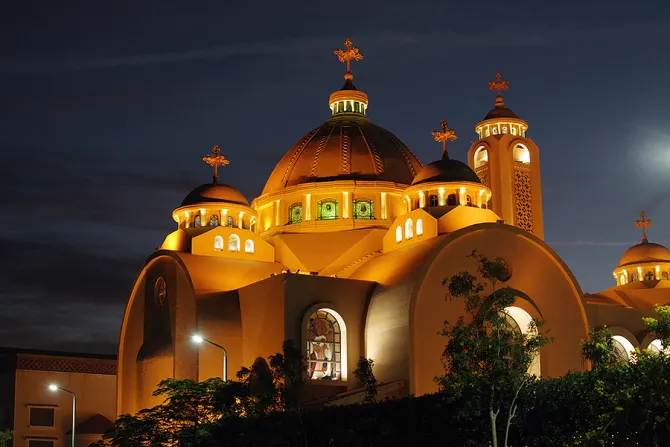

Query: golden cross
[
  {"left": 431, "top": 120, "right": 458, "bottom": 159},
  {"left": 202, "top": 144, "right": 230, "bottom": 184},
  {"left": 334, "top": 37, "right": 363, "bottom": 74},
  {"left": 489, "top": 72, "right": 509, "bottom": 96},
  {"left": 635, "top": 210, "right": 652, "bottom": 243}
]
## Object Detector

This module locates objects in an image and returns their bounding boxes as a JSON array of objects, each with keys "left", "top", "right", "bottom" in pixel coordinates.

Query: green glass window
[
  {"left": 209, "top": 215, "right": 219, "bottom": 226},
  {"left": 317, "top": 199, "right": 338, "bottom": 220},
  {"left": 353, "top": 199, "right": 374, "bottom": 219},
  {"left": 289, "top": 203, "right": 303, "bottom": 224}
]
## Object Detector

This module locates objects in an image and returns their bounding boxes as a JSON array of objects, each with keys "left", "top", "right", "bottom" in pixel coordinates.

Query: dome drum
[{"left": 174, "top": 184, "right": 256, "bottom": 232}]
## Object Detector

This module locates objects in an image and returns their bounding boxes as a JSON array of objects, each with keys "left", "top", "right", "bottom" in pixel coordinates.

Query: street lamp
[
  {"left": 191, "top": 334, "right": 228, "bottom": 382},
  {"left": 48, "top": 384, "right": 75, "bottom": 447}
]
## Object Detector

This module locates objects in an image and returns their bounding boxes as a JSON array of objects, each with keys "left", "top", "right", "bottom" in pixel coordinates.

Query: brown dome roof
[
  {"left": 411, "top": 158, "right": 481, "bottom": 186},
  {"left": 181, "top": 183, "right": 249, "bottom": 207},
  {"left": 484, "top": 106, "right": 519, "bottom": 120},
  {"left": 262, "top": 115, "right": 422, "bottom": 195},
  {"left": 618, "top": 241, "right": 670, "bottom": 267}
]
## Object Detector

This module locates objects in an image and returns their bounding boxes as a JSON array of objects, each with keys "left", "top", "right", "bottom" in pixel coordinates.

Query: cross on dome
[
  {"left": 489, "top": 72, "right": 509, "bottom": 107},
  {"left": 432, "top": 120, "right": 458, "bottom": 160},
  {"left": 635, "top": 211, "right": 652, "bottom": 243},
  {"left": 202, "top": 144, "right": 230, "bottom": 184},
  {"left": 334, "top": 37, "right": 363, "bottom": 81}
]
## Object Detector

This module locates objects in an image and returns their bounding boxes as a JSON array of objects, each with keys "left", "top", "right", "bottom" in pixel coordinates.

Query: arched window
[
  {"left": 612, "top": 335, "right": 635, "bottom": 362},
  {"left": 353, "top": 199, "right": 374, "bottom": 219},
  {"left": 648, "top": 339, "right": 666, "bottom": 354},
  {"left": 513, "top": 144, "right": 531, "bottom": 164},
  {"left": 474, "top": 146, "right": 489, "bottom": 168},
  {"left": 447, "top": 194, "right": 457, "bottom": 206},
  {"left": 317, "top": 199, "right": 338, "bottom": 220},
  {"left": 194, "top": 215, "right": 201, "bottom": 227},
  {"left": 289, "top": 203, "right": 303, "bottom": 224},
  {"left": 214, "top": 235, "right": 224, "bottom": 251},
  {"left": 209, "top": 215, "right": 219, "bottom": 227},
  {"left": 395, "top": 226, "right": 402, "bottom": 243},
  {"left": 503, "top": 306, "right": 541, "bottom": 376},
  {"left": 631, "top": 272, "right": 639, "bottom": 282},
  {"left": 466, "top": 196, "right": 472, "bottom": 206},
  {"left": 306, "top": 308, "right": 346, "bottom": 380},
  {"left": 244, "top": 239, "right": 254, "bottom": 254},
  {"left": 619, "top": 274, "right": 626, "bottom": 285},
  {"left": 428, "top": 195, "right": 439, "bottom": 207},
  {"left": 405, "top": 218, "right": 414, "bottom": 239},
  {"left": 416, "top": 219, "right": 424, "bottom": 236},
  {"left": 645, "top": 271, "right": 655, "bottom": 281},
  {"left": 354, "top": 102, "right": 360, "bottom": 113},
  {"left": 228, "top": 234, "right": 240, "bottom": 253},
  {"left": 663, "top": 271, "right": 669, "bottom": 280},
  {"left": 227, "top": 216, "right": 234, "bottom": 227}
]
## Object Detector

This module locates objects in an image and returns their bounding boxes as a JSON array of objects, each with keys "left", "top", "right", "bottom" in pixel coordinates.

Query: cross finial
[
  {"left": 202, "top": 144, "right": 230, "bottom": 184},
  {"left": 489, "top": 72, "right": 509, "bottom": 107},
  {"left": 635, "top": 210, "right": 652, "bottom": 243},
  {"left": 431, "top": 120, "right": 458, "bottom": 160},
  {"left": 334, "top": 37, "right": 363, "bottom": 79}
]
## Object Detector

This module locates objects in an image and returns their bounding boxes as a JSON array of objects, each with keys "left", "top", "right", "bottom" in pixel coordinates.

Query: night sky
[{"left": 1, "top": 0, "right": 669, "bottom": 354}]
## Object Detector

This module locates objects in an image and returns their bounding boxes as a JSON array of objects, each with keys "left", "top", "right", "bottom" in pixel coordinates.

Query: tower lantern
[{"left": 329, "top": 37, "right": 369, "bottom": 116}]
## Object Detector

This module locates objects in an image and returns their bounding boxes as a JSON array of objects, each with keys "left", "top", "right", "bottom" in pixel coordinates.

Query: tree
[
  {"left": 580, "top": 326, "right": 619, "bottom": 368},
  {"left": 436, "top": 250, "right": 550, "bottom": 447},
  {"left": 0, "top": 430, "right": 12, "bottom": 447},
  {"left": 643, "top": 304, "right": 670, "bottom": 348},
  {"left": 353, "top": 357, "right": 378, "bottom": 403}
]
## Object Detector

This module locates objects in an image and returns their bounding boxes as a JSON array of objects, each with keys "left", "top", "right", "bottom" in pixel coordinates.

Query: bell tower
[{"left": 467, "top": 73, "right": 544, "bottom": 239}]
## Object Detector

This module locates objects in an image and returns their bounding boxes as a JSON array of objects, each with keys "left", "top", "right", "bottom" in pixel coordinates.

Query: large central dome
[{"left": 262, "top": 114, "right": 423, "bottom": 195}]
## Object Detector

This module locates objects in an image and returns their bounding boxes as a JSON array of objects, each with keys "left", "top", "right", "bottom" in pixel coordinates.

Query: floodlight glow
[
  {"left": 48, "top": 384, "right": 58, "bottom": 391},
  {"left": 191, "top": 334, "right": 204, "bottom": 344}
]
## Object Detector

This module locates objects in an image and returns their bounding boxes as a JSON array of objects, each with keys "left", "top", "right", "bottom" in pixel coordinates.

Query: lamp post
[
  {"left": 48, "top": 384, "right": 75, "bottom": 447},
  {"left": 191, "top": 334, "right": 228, "bottom": 382}
]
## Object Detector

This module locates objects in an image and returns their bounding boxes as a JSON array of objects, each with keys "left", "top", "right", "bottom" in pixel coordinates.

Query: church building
[{"left": 117, "top": 38, "right": 667, "bottom": 415}]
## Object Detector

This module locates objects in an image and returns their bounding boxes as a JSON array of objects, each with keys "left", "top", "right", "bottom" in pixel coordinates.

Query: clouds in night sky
[{"left": 0, "top": 0, "right": 669, "bottom": 354}]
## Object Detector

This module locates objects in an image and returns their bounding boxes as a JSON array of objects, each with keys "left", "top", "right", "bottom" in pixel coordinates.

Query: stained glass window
[
  {"left": 447, "top": 194, "right": 457, "bottom": 206},
  {"left": 209, "top": 215, "right": 219, "bottom": 227},
  {"left": 353, "top": 199, "right": 374, "bottom": 219},
  {"left": 227, "top": 216, "right": 234, "bottom": 227},
  {"left": 466, "top": 196, "right": 472, "bottom": 206},
  {"left": 317, "top": 199, "right": 338, "bottom": 220},
  {"left": 663, "top": 272, "right": 668, "bottom": 280},
  {"left": 645, "top": 271, "right": 655, "bottom": 281},
  {"left": 154, "top": 277, "right": 167, "bottom": 307},
  {"left": 306, "top": 309, "right": 343, "bottom": 380},
  {"left": 289, "top": 203, "right": 303, "bottom": 224},
  {"left": 631, "top": 272, "right": 639, "bottom": 282},
  {"left": 428, "top": 195, "right": 439, "bottom": 207},
  {"left": 194, "top": 215, "right": 201, "bottom": 227}
]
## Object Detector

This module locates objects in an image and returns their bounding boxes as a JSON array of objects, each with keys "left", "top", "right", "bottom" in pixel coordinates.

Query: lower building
[{"left": 0, "top": 349, "right": 116, "bottom": 447}]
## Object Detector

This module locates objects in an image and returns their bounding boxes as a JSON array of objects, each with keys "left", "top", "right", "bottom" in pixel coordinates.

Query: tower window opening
[
  {"left": 289, "top": 203, "right": 303, "bottom": 224},
  {"left": 353, "top": 199, "right": 374, "bottom": 219},
  {"left": 619, "top": 274, "right": 626, "bottom": 285},
  {"left": 492, "top": 127, "right": 499, "bottom": 135},
  {"left": 228, "top": 234, "right": 241, "bottom": 252},
  {"left": 474, "top": 146, "right": 489, "bottom": 168},
  {"left": 317, "top": 199, "right": 339, "bottom": 220},
  {"left": 428, "top": 194, "right": 439, "bottom": 207},
  {"left": 466, "top": 196, "right": 473, "bottom": 206},
  {"left": 354, "top": 102, "right": 360, "bottom": 113},
  {"left": 502, "top": 126, "right": 508, "bottom": 134},
  {"left": 447, "top": 194, "right": 457, "bottom": 206},
  {"left": 405, "top": 218, "right": 414, "bottom": 240},
  {"left": 209, "top": 215, "right": 219, "bottom": 227},
  {"left": 511, "top": 127, "right": 517, "bottom": 135},
  {"left": 513, "top": 144, "right": 531, "bottom": 164}
]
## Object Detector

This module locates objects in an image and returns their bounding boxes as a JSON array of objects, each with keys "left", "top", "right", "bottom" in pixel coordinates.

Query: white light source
[
  {"left": 48, "top": 384, "right": 58, "bottom": 391},
  {"left": 191, "top": 334, "right": 204, "bottom": 344}
]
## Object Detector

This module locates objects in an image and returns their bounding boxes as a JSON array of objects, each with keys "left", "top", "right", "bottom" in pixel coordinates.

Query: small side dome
[
  {"left": 411, "top": 158, "right": 481, "bottom": 186},
  {"left": 618, "top": 242, "right": 670, "bottom": 267},
  {"left": 181, "top": 183, "right": 249, "bottom": 207}
]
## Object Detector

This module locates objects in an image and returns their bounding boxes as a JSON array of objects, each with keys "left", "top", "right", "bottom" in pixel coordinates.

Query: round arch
[
  {"left": 474, "top": 146, "right": 489, "bottom": 168},
  {"left": 504, "top": 306, "right": 541, "bottom": 376}
]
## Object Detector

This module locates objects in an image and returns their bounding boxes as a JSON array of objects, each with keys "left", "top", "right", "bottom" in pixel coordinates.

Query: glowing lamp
[
  {"left": 48, "top": 384, "right": 58, "bottom": 391},
  {"left": 191, "top": 334, "right": 204, "bottom": 344}
]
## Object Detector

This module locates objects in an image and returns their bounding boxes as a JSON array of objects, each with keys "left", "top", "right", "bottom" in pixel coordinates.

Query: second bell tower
[{"left": 467, "top": 73, "right": 544, "bottom": 240}]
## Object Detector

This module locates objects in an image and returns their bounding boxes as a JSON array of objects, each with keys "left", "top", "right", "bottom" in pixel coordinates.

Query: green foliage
[
  {"left": 643, "top": 304, "right": 670, "bottom": 347},
  {"left": 436, "top": 250, "right": 550, "bottom": 447},
  {"left": 580, "top": 326, "right": 619, "bottom": 368},
  {"left": 353, "top": 357, "right": 378, "bottom": 403},
  {"left": 0, "top": 430, "right": 12, "bottom": 447}
]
